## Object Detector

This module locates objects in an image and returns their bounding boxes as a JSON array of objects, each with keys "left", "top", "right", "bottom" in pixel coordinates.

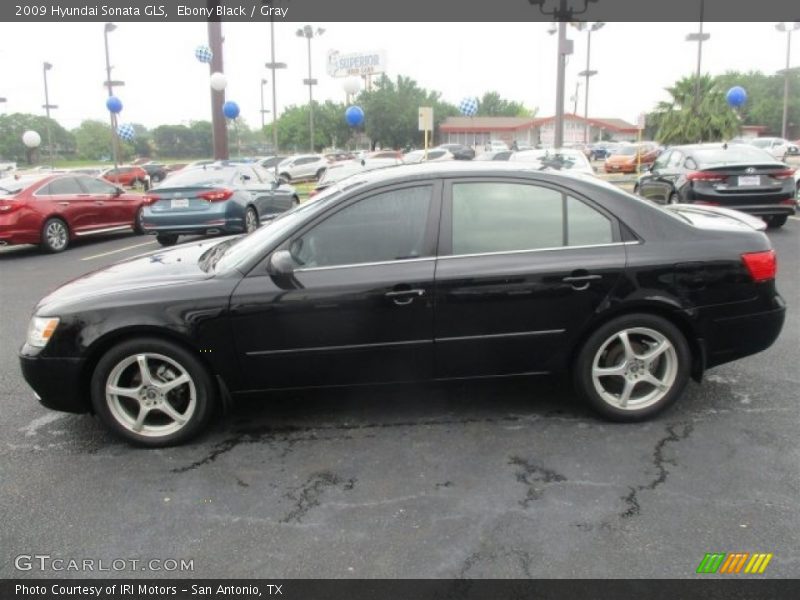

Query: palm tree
[{"left": 655, "top": 75, "right": 740, "bottom": 145}]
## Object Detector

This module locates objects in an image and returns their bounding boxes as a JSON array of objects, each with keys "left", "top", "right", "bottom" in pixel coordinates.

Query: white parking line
[
  {"left": 81, "top": 240, "right": 156, "bottom": 261},
  {"left": 788, "top": 215, "right": 800, "bottom": 221}
]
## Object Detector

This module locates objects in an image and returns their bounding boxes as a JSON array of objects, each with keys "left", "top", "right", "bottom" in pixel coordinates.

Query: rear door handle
[
  {"left": 58, "top": 202, "right": 69, "bottom": 207},
  {"left": 562, "top": 274, "right": 601, "bottom": 290},
  {"left": 385, "top": 289, "right": 425, "bottom": 306}
]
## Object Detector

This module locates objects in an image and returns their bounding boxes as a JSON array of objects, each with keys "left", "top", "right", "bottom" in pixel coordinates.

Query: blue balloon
[
  {"left": 222, "top": 101, "right": 240, "bottom": 120},
  {"left": 726, "top": 86, "right": 747, "bottom": 108},
  {"left": 345, "top": 105, "right": 364, "bottom": 127},
  {"left": 106, "top": 96, "right": 123, "bottom": 114}
]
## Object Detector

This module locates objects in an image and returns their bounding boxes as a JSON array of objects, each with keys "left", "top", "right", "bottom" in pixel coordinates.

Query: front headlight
[{"left": 27, "top": 316, "right": 60, "bottom": 348}]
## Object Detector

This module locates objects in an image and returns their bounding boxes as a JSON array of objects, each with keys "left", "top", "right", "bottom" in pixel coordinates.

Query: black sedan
[
  {"left": 141, "top": 164, "right": 299, "bottom": 246},
  {"left": 635, "top": 143, "right": 796, "bottom": 228},
  {"left": 436, "top": 144, "right": 476, "bottom": 160},
  {"left": 19, "top": 163, "right": 785, "bottom": 446}
]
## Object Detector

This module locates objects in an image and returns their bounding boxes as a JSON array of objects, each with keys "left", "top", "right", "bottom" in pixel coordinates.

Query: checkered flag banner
[
  {"left": 459, "top": 96, "right": 479, "bottom": 117},
  {"left": 117, "top": 123, "right": 135, "bottom": 142},
  {"left": 195, "top": 44, "right": 213, "bottom": 63}
]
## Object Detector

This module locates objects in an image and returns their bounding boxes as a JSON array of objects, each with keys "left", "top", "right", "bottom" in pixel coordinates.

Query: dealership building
[{"left": 439, "top": 114, "right": 639, "bottom": 146}]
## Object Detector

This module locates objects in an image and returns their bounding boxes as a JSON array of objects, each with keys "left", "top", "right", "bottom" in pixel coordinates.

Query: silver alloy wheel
[
  {"left": 105, "top": 352, "right": 197, "bottom": 438},
  {"left": 591, "top": 327, "right": 678, "bottom": 411},
  {"left": 245, "top": 208, "right": 258, "bottom": 233},
  {"left": 46, "top": 220, "right": 68, "bottom": 251}
]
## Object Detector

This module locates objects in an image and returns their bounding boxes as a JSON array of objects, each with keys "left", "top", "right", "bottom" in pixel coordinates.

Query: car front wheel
[
  {"left": 245, "top": 207, "right": 259, "bottom": 233},
  {"left": 90, "top": 338, "right": 216, "bottom": 447},
  {"left": 156, "top": 233, "right": 179, "bottom": 246},
  {"left": 574, "top": 313, "right": 691, "bottom": 421}
]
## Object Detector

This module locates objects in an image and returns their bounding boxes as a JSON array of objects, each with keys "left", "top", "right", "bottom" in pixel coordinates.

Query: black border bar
[{"left": 3, "top": 0, "right": 800, "bottom": 23}]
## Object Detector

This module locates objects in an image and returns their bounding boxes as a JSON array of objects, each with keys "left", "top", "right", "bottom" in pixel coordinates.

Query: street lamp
[
  {"left": 574, "top": 21, "right": 605, "bottom": 143},
  {"left": 776, "top": 22, "right": 800, "bottom": 140},
  {"left": 41, "top": 62, "right": 57, "bottom": 167},
  {"left": 530, "top": 0, "right": 597, "bottom": 148},
  {"left": 265, "top": 15, "right": 287, "bottom": 158},
  {"left": 296, "top": 25, "right": 325, "bottom": 152},
  {"left": 103, "top": 22, "right": 124, "bottom": 167},
  {"left": 686, "top": 0, "right": 710, "bottom": 114},
  {"left": 260, "top": 78, "right": 270, "bottom": 133}
]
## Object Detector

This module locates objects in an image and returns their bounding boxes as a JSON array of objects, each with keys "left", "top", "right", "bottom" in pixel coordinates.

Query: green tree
[
  {"left": 264, "top": 101, "right": 353, "bottom": 152},
  {"left": 478, "top": 91, "right": 535, "bottom": 118},
  {"left": 715, "top": 70, "right": 799, "bottom": 136},
  {"left": 654, "top": 75, "right": 740, "bottom": 144},
  {"left": 0, "top": 113, "right": 74, "bottom": 164},
  {"left": 73, "top": 119, "right": 113, "bottom": 160},
  {"left": 151, "top": 121, "right": 211, "bottom": 158}
]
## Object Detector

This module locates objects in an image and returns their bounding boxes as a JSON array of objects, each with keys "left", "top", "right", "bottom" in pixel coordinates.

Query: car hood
[{"left": 35, "top": 237, "right": 231, "bottom": 313}]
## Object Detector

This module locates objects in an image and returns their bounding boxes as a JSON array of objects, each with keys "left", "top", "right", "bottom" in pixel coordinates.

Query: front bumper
[{"left": 19, "top": 351, "right": 89, "bottom": 414}]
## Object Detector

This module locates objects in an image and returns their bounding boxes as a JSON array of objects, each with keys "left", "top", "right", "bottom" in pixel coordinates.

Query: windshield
[
  {"left": 212, "top": 180, "right": 366, "bottom": 273},
  {"left": 612, "top": 146, "right": 637, "bottom": 156},
  {"left": 749, "top": 139, "right": 771, "bottom": 148}
]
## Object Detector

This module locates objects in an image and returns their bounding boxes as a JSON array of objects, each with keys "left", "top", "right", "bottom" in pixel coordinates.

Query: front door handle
[
  {"left": 385, "top": 289, "right": 425, "bottom": 306},
  {"left": 562, "top": 274, "right": 601, "bottom": 291},
  {"left": 59, "top": 202, "right": 69, "bottom": 207}
]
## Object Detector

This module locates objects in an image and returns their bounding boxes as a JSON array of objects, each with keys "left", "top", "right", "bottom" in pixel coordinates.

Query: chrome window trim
[
  {"left": 294, "top": 256, "right": 435, "bottom": 273},
  {"left": 438, "top": 241, "right": 639, "bottom": 261}
]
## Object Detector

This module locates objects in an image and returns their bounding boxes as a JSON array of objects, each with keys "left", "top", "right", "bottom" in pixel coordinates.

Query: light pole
[
  {"left": 260, "top": 78, "right": 270, "bottom": 134},
  {"left": 265, "top": 18, "right": 287, "bottom": 157},
  {"left": 686, "top": 0, "right": 710, "bottom": 114},
  {"left": 574, "top": 21, "right": 605, "bottom": 143},
  {"left": 776, "top": 22, "right": 800, "bottom": 140},
  {"left": 41, "top": 62, "right": 57, "bottom": 167},
  {"left": 296, "top": 25, "right": 325, "bottom": 153},
  {"left": 103, "top": 22, "right": 124, "bottom": 167},
  {"left": 530, "top": 1, "right": 597, "bottom": 148}
]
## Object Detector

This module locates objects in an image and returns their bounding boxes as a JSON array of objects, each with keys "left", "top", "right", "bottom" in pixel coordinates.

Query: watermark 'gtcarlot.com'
[{"left": 14, "top": 554, "right": 194, "bottom": 572}]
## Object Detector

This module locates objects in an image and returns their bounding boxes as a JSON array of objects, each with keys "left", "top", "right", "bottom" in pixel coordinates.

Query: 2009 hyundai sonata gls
[{"left": 20, "top": 163, "right": 786, "bottom": 446}]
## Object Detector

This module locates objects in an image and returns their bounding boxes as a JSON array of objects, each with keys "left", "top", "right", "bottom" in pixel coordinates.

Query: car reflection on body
[
  {"left": 19, "top": 162, "right": 785, "bottom": 446},
  {"left": 510, "top": 148, "right": 595, "bottom": 176}
]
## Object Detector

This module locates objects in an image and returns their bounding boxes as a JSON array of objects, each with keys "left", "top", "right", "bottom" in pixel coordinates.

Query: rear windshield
[
  {"left": 693, "top": 145, "right": 775, "bottom": 166},
  {"left": 0, "top": 176, "right": 43, "bottom": 195},
  {"left": 612, "top": 146, "right": 637, "bottom": 156},
  {"left": 155, "top": 167, "right": 235, "bottom": 188}
]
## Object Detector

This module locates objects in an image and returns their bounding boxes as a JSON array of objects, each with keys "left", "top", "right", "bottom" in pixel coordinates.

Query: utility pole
[
  {"left": 297, "top": 25, "right": 325, "bottom": 153},
  {"left": 42, "top": 62, "right": 57, "bottom": 167},
  {"left": 265, "top": 15, "right": 287, "bottom": 158},
  {"left": 207, "top": 14, "right": 228, "bottom": 160},
  {"left": 686, "top": 0, "right": 709, "bottom": 114},
  {"left": 575, "top": 21, "right": 604, "bottom": 143},
  {"left": 103, "top": 22, "right": 122, "bottom": 168},
  {"left": 776, "top": 22, "right": 800, "bottom": 140}
]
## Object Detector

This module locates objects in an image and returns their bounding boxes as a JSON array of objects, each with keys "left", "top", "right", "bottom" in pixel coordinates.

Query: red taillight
[
  {"left": 198, "top": 189, "right": 234, "bottom": 202},
  {"left": 771, "top": 168, "right": 795, "bottom": 180},
  {"left": 741, "top": 250, "right": 777, "bottom": 282},
  {"left": 687, "top": 171, "right": 726, "bottom": 182},
  {"left": 142, "top": 194, "right": 161, "bottom": 206},
  {"left": 0, "top": 199, "right": 24, "bottom": 214}
]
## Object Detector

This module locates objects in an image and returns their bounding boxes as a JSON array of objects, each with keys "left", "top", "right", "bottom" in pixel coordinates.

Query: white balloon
[
  {"left": 210, "top": 72, "right": 228, "bottom": 91},
  {"left": 22, "top": 130, "right": 41, "bottom": 149},
  {"left": 342, "top": 76, "right": 362, "bottom": 95}
]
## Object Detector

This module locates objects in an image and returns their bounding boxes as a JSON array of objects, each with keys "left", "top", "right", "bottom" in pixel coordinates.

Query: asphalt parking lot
[{"left": 0, "top": 216, "right": 798, "bottom": 579}]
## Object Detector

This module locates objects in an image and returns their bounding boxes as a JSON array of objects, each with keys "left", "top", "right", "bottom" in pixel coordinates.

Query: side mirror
[
  {"left": 268, "top": 249, "right": 295, "bottom": 276},
  {"left": 242, "top": 174, "right": 251, "bottom": 181}
]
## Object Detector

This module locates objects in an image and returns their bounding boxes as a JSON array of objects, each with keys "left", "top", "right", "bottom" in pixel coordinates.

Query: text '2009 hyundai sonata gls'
[{"left": 20, "top": 163, "right": 786, "bottom": 446}]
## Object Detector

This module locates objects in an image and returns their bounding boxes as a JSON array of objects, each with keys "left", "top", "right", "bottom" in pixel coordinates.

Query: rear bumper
[
  {"left": 19, "top": 352, "right": 89, "bottom": 414},
  {"left": 686, "top": 188, "right": 796, "bottom": 217},
  {"left": 142, "top": 216, "right": 245, "bottom": 235},
  {"left": 704, "top": 297, "right": 786, "bottom": 369}
]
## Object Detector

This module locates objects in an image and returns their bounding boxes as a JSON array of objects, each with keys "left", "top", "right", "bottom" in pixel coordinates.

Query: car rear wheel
[
  {"left": 668, "top": 192, "right": 680, "bottom": 205},
  {"left": 156, "top": 234, "right": 179, "bottom": 246},
  {"left": 766, "top": 215, "right": 788, "bottom": 229},
  {"left": 90, "top": 338, "right": 216, "bottom": 447},
  {"left": 245, "top": 207, "right": 259, "bottom": 233},
  {"left": 133, "top": 207, "right": 146, "bottom": 235},
  {"left": 574, "top": 313, "right": 691, "bottom": 421},
  {"left": 40, "top": 218, "right": 69, "bottom": 253}
]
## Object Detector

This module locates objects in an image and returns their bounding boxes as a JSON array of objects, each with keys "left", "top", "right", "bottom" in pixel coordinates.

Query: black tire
[
  {"left": 668, "top": 192, "right": 680, "bottom": 205},
  {"left": 766, "top": 215, "right": 788, "bottom": 229},
  {"left": 632, "top": 184, "right": 640, "bottom": 195},
  {"left": 279, "top": 172, "right": 291, "bottom": 183},
  {"left": 315, "top": 168, "right": 326, "bottom": 180},
  {"left": 292, "top": 195, "right": 300, "bottom": 206},
  {"left": 573, "top": 313, "right": 691, "bottom": 422},
  {"left": 40, "top": 217, "right": 69, "bottom": 253},
  {"left": 133, "top": 206, "right": 146, "bottom": 235},
  {"left": 156, "top": 233, "right": 179, "bottom": 247},
  {"left": 90, "top": 337, "right": 217, "bottom": 447},
  {"left": 244, "top": 206, "right": 259, "bottom": 233}
]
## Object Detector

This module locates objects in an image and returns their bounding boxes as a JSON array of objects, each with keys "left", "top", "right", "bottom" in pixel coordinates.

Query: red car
[
  {"left": 0, "top": 173, "right": 145, "bottom": 253},
  {"left": 102, "top": 165, "right": 149, "bottom": 187}
]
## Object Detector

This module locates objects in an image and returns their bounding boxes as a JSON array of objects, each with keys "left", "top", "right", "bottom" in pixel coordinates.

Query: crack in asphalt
[
  {"left": 280, "top": 472, "right": 357, "bottom": 523},
  {"left": 508, "top": 456, "right": 567, "bottom": 507},
  {"left": 171, "top": 414, "right": 542, "bottom": 473}
]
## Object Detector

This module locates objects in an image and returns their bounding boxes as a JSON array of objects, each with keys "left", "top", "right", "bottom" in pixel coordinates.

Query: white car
[
  {"left": 510, "top": 148, "right": 595, "bottom": 176},
  {"left": 276, "top": 154, "right": 329, "bottom": 182},
  {"left": 485, "top": 140, "right": 510, "bottom": 152},
  {"left": 748, "top": 137, "right": 791, "bottom": 162},
  {"left": 402, "top": 148, "right": 454, "bottom": 164}
]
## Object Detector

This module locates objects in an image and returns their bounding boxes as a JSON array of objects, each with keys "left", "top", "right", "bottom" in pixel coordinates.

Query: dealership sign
[{"left": 327, "top": 50, "right": 387, "bottom": 78}]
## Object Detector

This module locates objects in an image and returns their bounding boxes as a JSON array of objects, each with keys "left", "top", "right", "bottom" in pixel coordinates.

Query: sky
[{"left": 0, "top": 21, "right": 796, "bottom": 131}]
